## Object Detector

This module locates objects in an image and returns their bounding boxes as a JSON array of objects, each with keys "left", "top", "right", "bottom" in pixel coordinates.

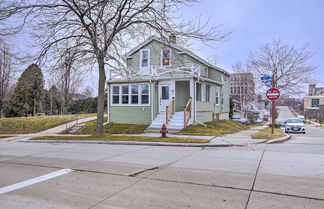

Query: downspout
[
  {"left": 106, "top": 83, "right": 110, "bottom": 124},
  {"left": 150, "top": 80, "right": 154, "bottom": 123},
  {"left": 194, "top": 78, "right": 197, "bottom": 124}
]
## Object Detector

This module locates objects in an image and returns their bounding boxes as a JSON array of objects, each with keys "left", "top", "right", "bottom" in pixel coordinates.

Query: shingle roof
[{"left": 125, "top": 36, "right": 230, "bottom": 75}]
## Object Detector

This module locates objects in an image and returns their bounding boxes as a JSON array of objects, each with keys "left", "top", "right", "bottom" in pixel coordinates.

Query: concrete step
[{"left": 68, "top": 123, "right": 85, "bottom": 134}]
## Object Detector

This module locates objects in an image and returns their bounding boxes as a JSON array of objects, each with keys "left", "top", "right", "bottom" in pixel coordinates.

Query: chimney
[
  {"left": 309, "top": 84, "right": 316, "bottom": 96},
  {"left": 169, "top": 35, "right": 176, "bottom": 44}
]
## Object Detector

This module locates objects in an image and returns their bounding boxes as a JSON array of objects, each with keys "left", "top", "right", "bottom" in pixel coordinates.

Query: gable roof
[{"left": 126, "top": 36, "right": 230, "bottom": 75}]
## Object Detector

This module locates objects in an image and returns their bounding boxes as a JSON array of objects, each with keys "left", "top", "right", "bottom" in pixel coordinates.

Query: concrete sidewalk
[{"left": 25, "top": 124, "right": 289, "bottom": 147}]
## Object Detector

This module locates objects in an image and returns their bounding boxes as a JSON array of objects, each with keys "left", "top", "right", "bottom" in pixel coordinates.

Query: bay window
[{"left": 111, "top": 84, "right": 150, "bottom": 105}]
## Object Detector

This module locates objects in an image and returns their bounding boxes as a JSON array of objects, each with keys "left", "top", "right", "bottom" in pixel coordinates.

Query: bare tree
[
  {"left": 0, "top": 0, "right": 230, "bottom": 134},
  {"left": 50, "top": 49, "right": 86, "bottom": 114},
  {"left": 231, "top": 60, "right": 250, "bottom": 74},
  {"left": 248, "top": 39, "right": 316, "bottom": 94},
  {"left": 0, "top": 40, "right": 14, "bottom": 117}
]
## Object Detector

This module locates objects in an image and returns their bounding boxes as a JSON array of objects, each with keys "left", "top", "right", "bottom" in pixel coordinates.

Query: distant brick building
[
  {"left": 230, "top": 73, "right": 255, "bottom": 107},
  {"left": 304, "top": 84, "right": 324, "bottom": 122}
]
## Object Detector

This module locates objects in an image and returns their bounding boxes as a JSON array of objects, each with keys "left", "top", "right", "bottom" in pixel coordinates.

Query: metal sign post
[{"left": 265, "top": 78, "right": 280, "bottom": 134}]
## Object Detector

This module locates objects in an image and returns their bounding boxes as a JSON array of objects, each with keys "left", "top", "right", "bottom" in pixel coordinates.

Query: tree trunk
[
  {"left": 96, "top": 57, "right": 106, "bottom": 135},
  {"left": 33, "top": 98, "right": 36, "bottom": 116}
]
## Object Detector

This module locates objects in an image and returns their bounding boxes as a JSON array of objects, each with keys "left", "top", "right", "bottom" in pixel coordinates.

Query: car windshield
[{"left": 287, "top": 119, "right": 303, "bottom": 123}]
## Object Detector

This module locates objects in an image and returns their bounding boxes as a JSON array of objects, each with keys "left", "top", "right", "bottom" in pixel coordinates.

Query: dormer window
[
  {"left": 161, "top": 48, "right": 171, "bottom": 66},
  {"left": 140, "top": 49, "right": 150, "bottom": 68}
]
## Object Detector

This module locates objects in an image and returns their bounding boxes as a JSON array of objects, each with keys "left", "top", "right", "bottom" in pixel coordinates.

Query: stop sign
[{"left": 266, "top": 88, "right": 280, "bottom": 101}]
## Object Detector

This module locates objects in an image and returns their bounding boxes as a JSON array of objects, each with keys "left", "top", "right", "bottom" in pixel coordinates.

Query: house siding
[
  {"left": 127, "top": 40, "right": 183, "bottom": 71},
  {"left": 109, "top": 106, "right": 152, "bottom": 124},
  {"left": 175, "top": 81, "right": 190, "bottom": 111},
  {"left": 208, "top": 68, "right": 222, "bottom": 82},
  {"left": 196, "top": 101, "right": 214, "bottom": 122}
]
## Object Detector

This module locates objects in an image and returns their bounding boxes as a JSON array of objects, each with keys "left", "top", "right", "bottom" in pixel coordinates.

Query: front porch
[{"left": 147, "top": 79, "right": 194, "bottom": 133}]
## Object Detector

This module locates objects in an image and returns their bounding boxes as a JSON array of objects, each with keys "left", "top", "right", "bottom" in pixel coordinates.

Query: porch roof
[{"left": 106, "top": 75, "right": 223, "bottom": 86}]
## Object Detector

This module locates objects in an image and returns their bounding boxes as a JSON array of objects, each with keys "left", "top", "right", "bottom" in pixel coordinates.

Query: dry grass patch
[
  {"left": 32, "top": 135, "right": 209, "bottom": 143},
  {"left": 252, "top": 127, "right": 286, "bottom": 140},
  {"left": 76, "top": 120, "right": 148, "bottom": 135},
  {"left": 179, "top": 120, "right": 249, "bottom": 136},
  {"left": 0, "top": 113, "right": 96, "bottom": 134}
]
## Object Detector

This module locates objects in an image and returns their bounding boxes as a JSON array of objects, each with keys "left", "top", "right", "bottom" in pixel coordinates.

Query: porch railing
[
  {"left": 165, "top": 97, "right": 176, "bottom": 124},
  {"left": 184, "top": 97, "right": 192, "bottom": 128}
]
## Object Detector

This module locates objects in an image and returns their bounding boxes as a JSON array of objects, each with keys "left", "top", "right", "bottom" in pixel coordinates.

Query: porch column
[{"left": 190, "top": 79, "right": 195, "bottom": 122}]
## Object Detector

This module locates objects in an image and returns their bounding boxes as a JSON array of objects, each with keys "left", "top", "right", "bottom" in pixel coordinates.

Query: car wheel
[{"left": 303, "top": 132, "right": 306, "bottom": 134}]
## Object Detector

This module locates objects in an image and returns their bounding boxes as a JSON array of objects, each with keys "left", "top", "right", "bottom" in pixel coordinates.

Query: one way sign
[{"left": 261, "top": 76, "right": 272, "bottom": 88}]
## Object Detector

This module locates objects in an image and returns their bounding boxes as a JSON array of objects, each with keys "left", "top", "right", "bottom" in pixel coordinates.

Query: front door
[{"left": 159, "top": 83, "right": 171, "bottom": 112}]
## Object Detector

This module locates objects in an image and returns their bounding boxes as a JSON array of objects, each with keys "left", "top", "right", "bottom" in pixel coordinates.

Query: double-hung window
[
  {"left": 141, "top": 49, "right": 149, "bottom": 68},
  {"left": 141, "top": 84, "right": 149, "bottom": 104},
  {"left": 112, "top": 86, "right": 120, "bottom": 104},
  {"left": 111, "top": 84, "right": 149, "bottom": 105},
  {"left": 131, "top": 85, "right": 139, "bottom": 104},
  {"left": 121, "top": 86, "right": 129, "bottom": 104},
  {"left": 215, "top": 87, "right": 220, "bottom": 105},
  {"left": 206, "top": 84, "right": 211, "bottom": 102},
  {"left": 161, "top": 48, "right": 171, "bottom": 66},
  {"left": 311, "top": 98, "right": 320, "bottom": 108}
]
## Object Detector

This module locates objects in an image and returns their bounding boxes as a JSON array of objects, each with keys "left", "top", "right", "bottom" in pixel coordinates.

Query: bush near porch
[
  {"left": 76, "top": 119, "right": 148, "bottom": 135},
  {"left": 179, "top": 120, "right": 249, "bottom": 136}
]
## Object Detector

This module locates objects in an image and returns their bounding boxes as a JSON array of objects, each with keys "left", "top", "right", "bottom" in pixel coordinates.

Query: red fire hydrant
[{"left": 160, "top": 124, "right": 168, "bottom": 137}]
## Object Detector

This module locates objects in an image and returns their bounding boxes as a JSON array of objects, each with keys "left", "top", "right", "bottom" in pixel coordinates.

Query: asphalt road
[{"left": 0, "top": 106, "right": 324, "bottom": 209}]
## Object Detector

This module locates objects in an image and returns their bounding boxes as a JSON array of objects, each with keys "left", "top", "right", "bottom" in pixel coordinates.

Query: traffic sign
[
  {"left": 261, "top": 75, "right": 272, "bottom": 81},
  {"left": 266, "top": 88, "right": 280, "bottom": 101},
  {"left": 261, "top": 76, "right": 272, "bottom": 88}
]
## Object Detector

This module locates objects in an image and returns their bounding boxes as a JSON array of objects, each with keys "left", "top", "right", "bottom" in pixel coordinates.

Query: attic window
[
  {"left": 162, "top": 48, "right": 171, "bottom": 66},
  {"left": 140, "top": 49, "right": 149, "bottom": 68}
]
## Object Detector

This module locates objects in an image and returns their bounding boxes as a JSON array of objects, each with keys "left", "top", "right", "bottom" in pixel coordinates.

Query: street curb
[
  {"left": 26, "top": 139, "right": 250, "bottom": 148},
  {"left": 266, "top": 134, "right": 291, "bottom": 144}
]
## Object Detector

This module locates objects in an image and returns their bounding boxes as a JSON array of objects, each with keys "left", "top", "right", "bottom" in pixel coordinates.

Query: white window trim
[
  {"left": 139, "top": 48, "right": 150, "bottom": 70},
  {"left": 160, "top": 48, "right": 172, "bottom": 67},
  {"left": 110, "top": 83, "right": 150, "bottom": 106}
]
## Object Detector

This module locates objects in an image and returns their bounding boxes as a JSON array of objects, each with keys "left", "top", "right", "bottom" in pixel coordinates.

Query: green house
[{"left": 107, "top": 36, "right": 230, "bottom": 132}]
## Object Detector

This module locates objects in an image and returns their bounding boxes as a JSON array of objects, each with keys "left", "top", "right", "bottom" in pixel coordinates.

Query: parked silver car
[{"left": 285, "top": 118, "right": 306, "bottom": 134}]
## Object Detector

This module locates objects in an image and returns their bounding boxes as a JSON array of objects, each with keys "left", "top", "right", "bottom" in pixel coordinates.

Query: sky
[
  {"left": 7, "top": 0, "right": 324, "bottom": 96},
  {"left": 178, "top": 0, "right": 324, "bottom": 86}
]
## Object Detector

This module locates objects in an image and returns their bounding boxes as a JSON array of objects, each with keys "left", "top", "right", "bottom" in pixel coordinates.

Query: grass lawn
[
  {"left": 179, "top": 120, "right": 249, "bottom": 136},
  {"left": 251, "top": 127, "right": 286, "bottom": 140},
  {"left": 32, "top": 135, "right": 209, "bottom": 143},
  {"left": 76, "top": 120, "right": 148, "bottom": 135},
  {"left": 0, "top": 113, "right": 96, "bottom": 134}
]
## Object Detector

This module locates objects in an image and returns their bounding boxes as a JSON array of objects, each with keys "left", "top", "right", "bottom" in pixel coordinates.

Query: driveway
[{"left": 0, "top": 106, "right": 323, "bottom": 208}]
